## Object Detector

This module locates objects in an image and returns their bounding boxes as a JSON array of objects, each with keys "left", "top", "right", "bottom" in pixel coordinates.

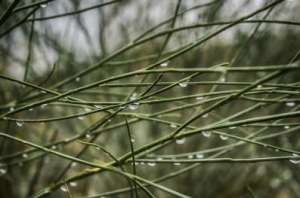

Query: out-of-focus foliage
[{"left": 1, "top": 0, "right": 300, "bottom": 197}]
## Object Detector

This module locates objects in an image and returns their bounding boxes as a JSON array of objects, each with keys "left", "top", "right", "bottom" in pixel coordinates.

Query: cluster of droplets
[{"left": 128, "top": 93, "right": 140, "bottom": 110}]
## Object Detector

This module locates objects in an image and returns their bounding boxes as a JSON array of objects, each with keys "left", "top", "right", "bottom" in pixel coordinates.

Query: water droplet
[
  {"left": 129, "top": 102, "right": 139, "bottom": 110},
  {"left": 289, "top": 153, "right": 300, "bottom": 164},
  {"left": 202, "top": 113, "right": 208, "bottom": 118},
  {"left": 94, "top": 105, "right": 103, "bottom": 109},
  {"left": 75, "top": 77, "right": 80, "bottom": 82},
  {"left": 173, "top": 162, "right": 181, "bottom": 166},
  {"left": 196, "top": 153, "right": 204, "bottom": 159},
  {"left": 51, "top": 145, "right": 57, "bottom": 150},
  {"left": 140, "top": 162, "right": 145, "bottom": 165},
  {"left": 202, "top": 131, "right": 211, "bottom": 138},
  {"left": 28, "top": 108, "right": 33, "bottom": 111},
  {"left": 40, "top": 104, "right": 48, "bottom": 109},
  {"left": 16, "top": 121, "right": 24, "bottom": 127},
  {"left": 130, "top": 138, "right": 135, "bottom": 143},
  {"left": 40, "top": 3, "right": 48, "bottom": 8},
  {"left": 160, "top": 62, "right": 169, "bottom": 67},
  {"left": 147, "top": 162, "right": 156, "bottom": 167},
  {"left": 78, "top": 116, "right": 84, "bottom": 120},
  {"left": 0, "top": 168, "right": 7, "bottom": 175},
  {"left": 130, "top": 93, "right": 138, "bottom": 101},
  {"left": 229, "top": 126, "right": 236, "bottom": 129},
  {"left": 156, "top": 157, "right": 163, "bottom": 161},
  {"left": 284, "top": 125, "right": 290, "bottom": 129},
  {"left": 60, "top": 185, "right": 68, "bottom": 192},
  {"left": 9, "top": 107, "right": 15, "bottom": 112},
  {"left": 134, "top": 162, "right": 139, "bottom": 165},
  {"left": 175, "top": 138, "right": 186, "bottom": 145},
  {"left": 257, "top": 85, "right": 262, "bottom": 89},
  {"left": 70, "top": 182, "right": 77, "bottom": 187},
  {"left": 220, "top": 134, "right": 229, "bottom": 140},
  {"left": 85, "top": 134, "right": 91, "bottom": 138},
  {"left": 71, "top": 162, "right": 77, "bottom": 167},
  {"left": 84, "top": 108, "right": 91, "bottom": 112},
  {"left": 196, "top": 96, "right": 204, "bottom": 100},
  {"left": 188, "top": 155, "right": 194, "bottom": 159},
  {"left": 286, "top": 102, "right": 295, "bottom": 107},
  {"left": 119, "top": 106, "right": 126, "bottom": 110},
  {"left": 179, "top": 82, "right": 188, "bottom": 88},
  {"left": 22, "top": 153, "right": 28, "bottom": 158},
  {"left": 220, "top": 76, "right": 226, "bottom": 82},
  {"left": 40, "top": 90, "right": 47, "bottom": 94},
  {"left": 170, "top": 123, "right": 177, "bottom": 128}
]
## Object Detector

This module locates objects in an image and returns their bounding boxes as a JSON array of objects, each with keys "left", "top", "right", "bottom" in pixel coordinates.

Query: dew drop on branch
[
  {"left": 94, "top": 105, "right": 103, "bottom": 109},
  {"left": 60, "top": 185, "right": 68, "bottom": 192},
  {"left": 220, "top": 134, "right": 229, "bottom": 140},
  {"left": 170, "top": 123, "right": 177, "bottom": 128},
  {"left": 188, "top": 155, "right": 194, "bottom": 159},
  {"left": 196, "top": 96, "right": 204, "bottom": 101},
  {"left": 284, "top": 125, "right": 290, "bottom": 129},
  {"left": 22, "top": 153, "right": 28, "bottom": 159},
  {"left": 147, "top": 162, "right": 156, "bottom": 167},
  {"left": 289, "top": 153, "right": 300, "bottom": 164},
  {"left": 40, "top": 3, "right": 48, "bottom": 8},
  {"left": 0, "top": 168, "right": 7, "bottom": 175},
  {"left": 75, "top": 77, "right": 80, "bottom": 82},
  {"left": 196, "top": 153, "right": 204, "bottom": 159},
  {"left": 202, "top": 113, "right": 208, "bottom": 118},
  {"left": 78, "top": 116, "right": 85, "bottom": 120},
  {"left": 175, "top": 138, "right": 186, "bottom": 145},
  {"left": 16, "top": 121, "right": 24, "bottom": 127},
  {"left": 160, "top": 62, "right": 169, "bottom": 67},
  {"left": 286, "top": 102, "right": 295, "bottom": 107},
  {"left": 220, "top": 76, "right": 226, "bottom": 82},
  {"left": 70, "top": 182, "right": 77, "bottom": 187},
  {"left": 202, "top": 131, "right": 211, "bottom": 138},
  {"left": 173, "top": 162, "right": 181, "bottom": 166},
  {"left": 40, "top": 104, "right": 48, "bottom": 109},
  {"left": 179, "top": 82, "right": 188, "bottom": 88},
  {"left": 129, "top": 102, "right": 139, "bottom": 110}
]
